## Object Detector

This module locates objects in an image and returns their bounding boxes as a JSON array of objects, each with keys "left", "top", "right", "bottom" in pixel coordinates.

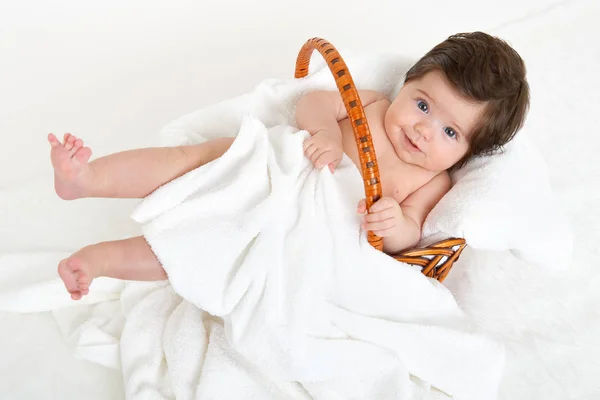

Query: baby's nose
[{"left": 415, "top": 121, "right": 435, "bottom": 141}]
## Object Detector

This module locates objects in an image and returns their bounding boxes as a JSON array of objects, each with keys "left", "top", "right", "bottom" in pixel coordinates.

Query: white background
[
  {"left": 1, "top": 0, "right": 599, "bottom": 399},
  {"left": 0, "top": 0, "right": 580, "bottom": 253}
]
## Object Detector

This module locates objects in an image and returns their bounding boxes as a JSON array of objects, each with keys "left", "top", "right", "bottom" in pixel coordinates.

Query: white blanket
[
  {"left": 0, "top": 46, "right": 569, "bottom": 398},
  {"left": 125, "top": 118, "right": 504, "bottom": 400},
  {"left": 0, "top": 51, "right": 513, "bottom": 400},
  {"left": 2, "top": 1, "right": 598, "bottom": 399}
]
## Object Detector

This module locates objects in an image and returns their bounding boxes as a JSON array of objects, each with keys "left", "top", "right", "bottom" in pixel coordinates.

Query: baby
[{"left": 49, "top": 32, "right": 529, "bottom": 300}]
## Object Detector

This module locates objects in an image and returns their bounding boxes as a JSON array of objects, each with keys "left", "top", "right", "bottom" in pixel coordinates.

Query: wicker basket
[{"left": 295, "top": 38, "right": 465, "bottom": 282}]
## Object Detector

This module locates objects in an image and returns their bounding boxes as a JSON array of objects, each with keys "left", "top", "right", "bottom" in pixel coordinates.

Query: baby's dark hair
[{"left": 404, "top": 31, "right": 530, "bottom": 168}]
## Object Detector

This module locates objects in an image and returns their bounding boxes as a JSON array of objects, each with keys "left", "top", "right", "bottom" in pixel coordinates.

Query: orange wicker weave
[{"left": 295, "top": 38, "right": 466, "bottom": 282}]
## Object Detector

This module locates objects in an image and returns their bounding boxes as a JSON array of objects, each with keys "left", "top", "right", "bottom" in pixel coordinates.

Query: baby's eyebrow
[{"left": 416, "top": 89, "right": 436, "bottom": 106}]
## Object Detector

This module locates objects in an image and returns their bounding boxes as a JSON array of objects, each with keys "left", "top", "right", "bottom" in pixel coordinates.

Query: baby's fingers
[
  {"left": 356, "top": 199, "right": 367, "bottom": 214},
  {"left": 368, "top": 197, "right": 397, "bottom": 213},
  {"left": 304, "top": 143, "right": 326, "bottom": 166},
  {"left": 327, "top": 157, "right": 342, "bottom": 173},
  {"left": 363, "top": 208, "right": 395, "bottom": 222},
  {"left": 362, "top": 218, "right": 396, "bottom": 236},
  {"left": 314, "top": 151, "right": 339, "bottom": 170},
  {"left": 303, "top": 138, "right": 318, "bottom": 158},
  {"left": 366, "top": 227, "right": 397, "bottom": 237}
]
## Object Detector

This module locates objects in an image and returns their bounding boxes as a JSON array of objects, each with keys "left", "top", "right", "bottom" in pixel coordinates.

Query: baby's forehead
[{"left": 409, "top": 71, "right": 463, "bottom": 99}]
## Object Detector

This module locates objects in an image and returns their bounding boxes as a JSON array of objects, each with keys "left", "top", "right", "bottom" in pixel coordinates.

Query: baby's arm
[
  {"left": 359, "top": 172, "right": 451, "bottom": 253},
  {"left": 295, "top": 90, "right": 386, "bottom": 170},
  {"left": 295, "top": 90, "right": 386, "bottom": 134}
]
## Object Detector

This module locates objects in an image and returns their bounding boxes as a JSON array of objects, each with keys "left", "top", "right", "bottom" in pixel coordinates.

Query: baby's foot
[
  {"left": 48, "top": 133, "right": 93, "bottom": 200},
  {"left": 57, "top": 252, "right": 105, "bottom": 300}
]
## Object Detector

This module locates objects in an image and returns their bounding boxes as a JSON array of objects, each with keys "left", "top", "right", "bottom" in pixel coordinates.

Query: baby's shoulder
[
  {"left": 401, "top": 171, "right": 451, "bottom": 208},
  {"left": 365, "top": 96, "right": 391, "bottom": 110},
  {"left": 420, "top": 171, "right": 452, "bottom": 200},
  {"left": 363, "top": 97, "right": 391, "bottom": 124}
]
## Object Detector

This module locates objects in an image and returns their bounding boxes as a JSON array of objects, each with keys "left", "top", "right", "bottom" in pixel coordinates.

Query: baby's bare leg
[
  {"left": 48, "top": 133, "right": 234, "bottom": 200},
  {"left": 58, "top": 236, "right": 165, "bottom": 300}
]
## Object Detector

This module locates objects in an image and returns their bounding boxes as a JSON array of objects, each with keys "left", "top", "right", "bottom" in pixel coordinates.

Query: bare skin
[
  {"left": 50, "top": 71, "right": 485, "bottom": 300},
  {"left": 49, "top": 133, "right": 234, "bottom": 299},
  {"left": 297, "top": 71, "right": 485, "bottom": 253},
  {"left": 48, "top": 132, "right": 234, "bottom": 200},
  {"left": 57, "top": 237, "right": 166, "bottom": 300}
]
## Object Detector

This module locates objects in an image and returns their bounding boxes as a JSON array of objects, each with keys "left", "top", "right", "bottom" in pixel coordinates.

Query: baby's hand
[
  {"left": 357, "top": 197, "right": 403, "bottom": 237},
  {"left": 303, "top": 129, "right": 343, "bottom": 173}
]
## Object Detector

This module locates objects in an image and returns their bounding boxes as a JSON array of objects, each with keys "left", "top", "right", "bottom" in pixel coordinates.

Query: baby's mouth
[{"left": 404, "top": 133, "right": 421, "bottom": 152}]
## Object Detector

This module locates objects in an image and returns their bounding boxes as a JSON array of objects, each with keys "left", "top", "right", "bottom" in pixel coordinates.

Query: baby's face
[{"left": 384, "top": 70, "right": 486, "bottom": 172}]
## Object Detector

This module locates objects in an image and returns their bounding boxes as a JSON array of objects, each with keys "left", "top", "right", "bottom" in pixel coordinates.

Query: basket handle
[{"left": 295, "top": 38, "right": 384, "bottom": 251}]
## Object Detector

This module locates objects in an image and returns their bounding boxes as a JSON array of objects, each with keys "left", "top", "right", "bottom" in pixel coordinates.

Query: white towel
[
  {"left": 156, "top": 51, "right": 572, "bottom": 271},
  {"left": 128, "top": 118, "right": 505, "bottom": 400},
  {"left": 0, "top": 50, "right": 569, "bottom": 400}
]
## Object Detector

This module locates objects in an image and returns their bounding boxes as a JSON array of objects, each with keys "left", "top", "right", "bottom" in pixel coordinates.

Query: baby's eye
[
  {"left": 444, "top": 127, "right": 457, "bottom": 139},
  {"left": 417, "top": 100, "right": 429, "bottom": 113}
]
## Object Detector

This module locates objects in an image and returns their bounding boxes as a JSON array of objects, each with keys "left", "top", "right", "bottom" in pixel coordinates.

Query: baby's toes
[
  {"left": 71, "top": 291, "right": 83, "bottom": 300},
  {"left": 77, "top": 274, "right": 91, "bottom": 292},
  {"left": 74, "top": 146, "right": 92, "bottom": 164},
  {"left": 48, "top": 133, "right": 61, "bottom": 147},
  {"left": 64, "top": 134, "right": 76, "bottom": 151},
  {"left": 58, "top": 260, "right": 80, "bottom": 293},
  {"left": 69, "top": 138, "right": 84, "bottom": 156},
  {"left": 73, "top": 268, "right": 88, "bottom": 286}
]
